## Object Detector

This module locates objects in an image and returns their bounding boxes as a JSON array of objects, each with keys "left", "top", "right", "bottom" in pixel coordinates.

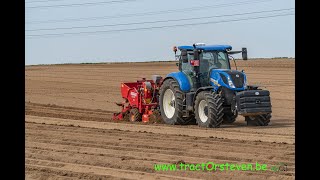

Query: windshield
[{"left": 199, "top": 51, "right": 230, "bottom": 72}]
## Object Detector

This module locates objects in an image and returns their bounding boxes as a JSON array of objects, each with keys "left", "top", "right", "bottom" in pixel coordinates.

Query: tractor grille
[{"left": 225, "top": 71, "right": 244, "bottom": 88}]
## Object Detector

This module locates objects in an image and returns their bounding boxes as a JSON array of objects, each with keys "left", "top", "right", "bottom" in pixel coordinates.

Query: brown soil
[{"left": 26, "top": 59, "right": 295, "bottom": 179}]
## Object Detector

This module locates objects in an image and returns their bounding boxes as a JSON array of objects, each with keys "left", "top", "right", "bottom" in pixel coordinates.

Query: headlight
[{"left": 227, "top": 76, "right": 235, "bottom": 88}]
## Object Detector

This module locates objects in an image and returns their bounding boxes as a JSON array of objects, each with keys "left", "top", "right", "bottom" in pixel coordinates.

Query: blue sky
[{"left": 25, "top": 0, "right": 295, "bottom": 65}]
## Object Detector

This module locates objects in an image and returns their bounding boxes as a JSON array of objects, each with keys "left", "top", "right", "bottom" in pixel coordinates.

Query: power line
[
  {"left": 26, "top": 0, "right": 138, "bottom": 9},
  {"left": 26, "top": 8, "right": 294, "bottom": 32},
  {"left": 26, "top": 0, "right": 68, "bottom": 3},
  {"left": 26, "top": 13, "right": 294, "bottom": 38},
  {"left": 27, "top": 0, "right": 272, "bottom": 23}
]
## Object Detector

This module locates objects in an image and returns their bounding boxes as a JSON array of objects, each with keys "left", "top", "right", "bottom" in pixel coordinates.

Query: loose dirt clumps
[{"left": 25, "top": 59, "right": 295, "bottom": 179}]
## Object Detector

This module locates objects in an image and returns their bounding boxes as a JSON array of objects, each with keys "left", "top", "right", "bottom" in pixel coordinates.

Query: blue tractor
[{"left": 159, "top": 43, "right": 272, "bottom": 127}]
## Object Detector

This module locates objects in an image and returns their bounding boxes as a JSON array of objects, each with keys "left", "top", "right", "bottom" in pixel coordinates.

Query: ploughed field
[{"left": 25, "top": 59, "right": 295, "bottom": 179}]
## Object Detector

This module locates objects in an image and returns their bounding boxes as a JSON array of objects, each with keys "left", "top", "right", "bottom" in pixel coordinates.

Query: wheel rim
[
  {"left": 163, "top": 89, "right": 175, "bottom": 119},
  {"left": 198, "top": 100, "right": 208, "bottom": 123}
]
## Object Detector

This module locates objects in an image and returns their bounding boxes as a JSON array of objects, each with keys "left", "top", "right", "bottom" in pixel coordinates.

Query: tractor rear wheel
[
  {"left": 159, "top": 79, "right": 188, "bottom": 125},
  {"left": 194, "top": 91, "right": 224, "bottom": 128},
  {"left": 245, "top": 113, "right": 271, "bottom": 126},
  {"left": 129, "top": 108, "right": 141, "bottom": 122}
]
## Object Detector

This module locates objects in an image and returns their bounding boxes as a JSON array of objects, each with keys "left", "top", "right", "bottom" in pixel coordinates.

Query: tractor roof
[{"left": 178, "top": 45, "right": 232, "bottom": 51}]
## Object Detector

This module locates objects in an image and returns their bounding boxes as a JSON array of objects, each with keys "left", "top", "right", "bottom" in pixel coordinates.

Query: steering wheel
[{"left": 209, "top": 60, "right": 222, "bottom": 69}]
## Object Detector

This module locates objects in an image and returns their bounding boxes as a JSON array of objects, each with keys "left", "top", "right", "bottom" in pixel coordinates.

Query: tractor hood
[{"left": 209, "top": 69, "right": 247, "bottom": 91}]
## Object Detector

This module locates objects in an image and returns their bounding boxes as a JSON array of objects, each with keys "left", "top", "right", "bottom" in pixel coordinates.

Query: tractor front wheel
[
  {"left": 194, "top": 91, "right": 224, "bottom": 128},
  {"left": 129, "top": 108, "right": 141, "bottom": 122},
  {"left": 245, "top": 114, "right": 271, "bottom": 126}
]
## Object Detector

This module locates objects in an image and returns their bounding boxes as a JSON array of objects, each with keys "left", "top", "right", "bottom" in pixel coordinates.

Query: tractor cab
[
  {"left": 174, "top": 44, "right": 246, "bottom": 90},
  {"left": 177, "top": 45, "right": 231, "bottom": 69}
]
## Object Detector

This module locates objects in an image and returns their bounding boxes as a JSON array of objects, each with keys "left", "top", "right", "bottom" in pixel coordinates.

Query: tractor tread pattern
[
  {"left": 245, "top": 113, "right": 271, "bottom": 126},
  {"left": 195, "top": 91, "right": 224, "bottom": 128},
  {"left": 159, "top": 79, "right": 189, "bottom": 125},
  {"left": 130, "top": 108, "right": 141, "bottom": 122}
]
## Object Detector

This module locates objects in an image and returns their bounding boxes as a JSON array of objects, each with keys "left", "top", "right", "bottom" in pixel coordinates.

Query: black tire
[
  {"left": 159, "top": 79, "right": 188, "bottom": 125},
  {"left": 123, "top": 111, "right": 130, "bottom": 121},
  {"left": 129, "top": 108, "right": 141, "bottom": 122},
  {"left": 149, "top": 109, "right": 163, "bottom": 124},
  {"left": 245, "top": 113, "right": 271, "bottom": 126},
  {"left": 222, "top": 110, "right": 237, "bottom": 124},
  {"left": 194, "top": 91, "right": 224, "bottom": 128}
]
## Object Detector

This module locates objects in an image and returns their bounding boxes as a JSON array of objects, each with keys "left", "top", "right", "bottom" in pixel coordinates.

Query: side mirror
[
  {"left": 242, "top": 48, "right": 248, "bottom": 60},
  {"left": 173, "top": 46, "right": 177, "bottom": 55},
  {"left": 181, "top": 50, "right": 188, "bottom": 63}
]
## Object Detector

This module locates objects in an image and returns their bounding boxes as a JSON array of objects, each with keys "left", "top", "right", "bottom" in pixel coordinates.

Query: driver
[{"left": 212, "top": 59, "right": 222, "bottom": 69}]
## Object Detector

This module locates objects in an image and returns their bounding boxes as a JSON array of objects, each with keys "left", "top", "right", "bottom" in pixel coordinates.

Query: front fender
[
  {"left": 165, "top": 72, "right": 191, "bottom": 92},
  {"left": 193, "top": 86, "right": 214, "bottom": 103}
]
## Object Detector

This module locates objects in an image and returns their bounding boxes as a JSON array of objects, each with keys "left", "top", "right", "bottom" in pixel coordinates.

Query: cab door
[{"left": 179, "top": 50, "right": 195, "bottom": 90}]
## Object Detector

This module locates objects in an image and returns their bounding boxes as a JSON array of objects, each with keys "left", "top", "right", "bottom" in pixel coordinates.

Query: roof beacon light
[{"left": 194, "top": 43, "right": 206, "bottom": 46}]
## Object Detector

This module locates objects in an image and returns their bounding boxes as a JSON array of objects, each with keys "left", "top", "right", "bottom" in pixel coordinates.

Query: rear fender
[{"left": 164, "top": 72, "right": 191, "bottom": 92}]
